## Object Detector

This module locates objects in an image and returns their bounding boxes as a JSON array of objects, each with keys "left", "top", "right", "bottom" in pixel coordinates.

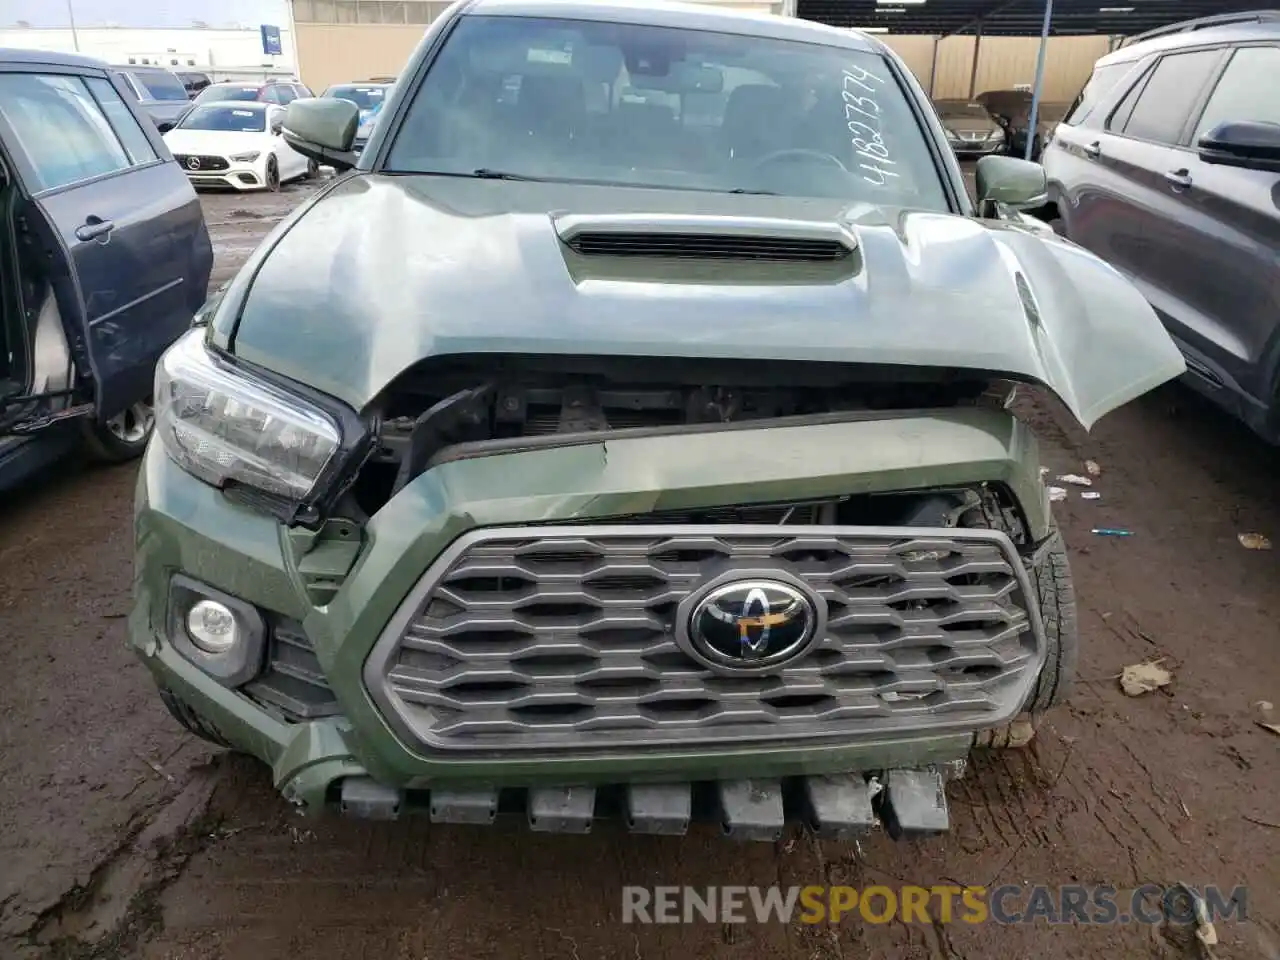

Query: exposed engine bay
[{"left": 348, "top": 356, "right": 1018, "bottom": 516}]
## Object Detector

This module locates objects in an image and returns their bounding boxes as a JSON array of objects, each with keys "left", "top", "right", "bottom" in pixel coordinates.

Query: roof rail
[{"left": 1126, "top": 9, "right": 1280, "bottom": 44}]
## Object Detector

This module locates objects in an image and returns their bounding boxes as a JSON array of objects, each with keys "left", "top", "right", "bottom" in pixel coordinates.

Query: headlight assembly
[
  {"left": 230, "top": 151, "right": 261, "bottom": 162},
  {"left": 155, "top": 330, "right": 342, "bottom": 503}
]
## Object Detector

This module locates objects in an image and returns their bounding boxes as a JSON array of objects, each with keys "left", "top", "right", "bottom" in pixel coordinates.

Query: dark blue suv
[
  {"left": 0, "top": 48, "right": 212, "bottom": 489},
  {"left": 1039, "top": 11, "right": 1280, "bottom": 442}
]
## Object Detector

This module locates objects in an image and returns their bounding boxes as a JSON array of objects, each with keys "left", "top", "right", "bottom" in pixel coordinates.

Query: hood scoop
[{"left": 553, "top": 212, "right": 856, "bottom": 263}]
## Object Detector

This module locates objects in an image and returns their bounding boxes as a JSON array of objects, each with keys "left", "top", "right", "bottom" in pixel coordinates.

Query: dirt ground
[{"left": 2, "top": 177, "right": 1279, "bottom": 960}]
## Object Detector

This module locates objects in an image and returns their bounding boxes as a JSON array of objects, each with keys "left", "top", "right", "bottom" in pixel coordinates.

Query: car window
[
  {"left": 273, "top": 86, "right": 298, "bottom": 104},
  {"left": 176, "top": 104, "right": 268, "bottom": 132},
  {"left": 1192, "top": 45, "right": 1280, "bottom": 142},
  {"left": 386, "top": 14, "right": 952, "bottom": 211},
  {"left": 1063, "top": 61, "right": 1131, "bottom": 126},
  {"left": 84, "top": 76, "right": 158, "bottom": 165},
  {"left": 130, "top": 69, "right": 188, "bottom": 101},
  {"left": 1105, "top": 64, "right": 1151, "bottom": 133},
  {"left": 325, "top": 84, "right": 388, "bottom": 110},
  {"left": 0, "top": 72, "right": 135, "bottom": 192},
  {"left": 293, "top": 84, "right": 313, "bottom": 98},
  {"left": 1119, "top": 49, "right": 1222, "bottom": 145},
  {"left": 194, "top": 84, "right": 262, "bottom": 104}
]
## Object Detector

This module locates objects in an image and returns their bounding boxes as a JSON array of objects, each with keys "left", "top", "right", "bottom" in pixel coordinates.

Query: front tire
[
  {"left": 265, "top": 156, "right": 280, "bottom": 192},
  {"left": 80, "top": 397, "right": 155, "bottom": 463},
  {"left": 304, "top": 157, "right": 319, "bottom": 180}
]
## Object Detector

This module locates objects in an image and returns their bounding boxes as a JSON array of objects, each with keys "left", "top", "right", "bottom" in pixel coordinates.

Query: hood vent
[
  {"left": 554, "top": 213, "right": 857, "bottom": 263},
  {"left": 565, "top": 231, "right": 851, "bottom": 262}
]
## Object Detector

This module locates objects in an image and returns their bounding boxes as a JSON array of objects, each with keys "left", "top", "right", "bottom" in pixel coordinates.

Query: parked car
[
  {"left": 132, "top": 0, "right": 1184, "bottom": 839},
  {"left": 163, "top": 101, "right": 318, "bottom": 191},
  {"left": 1039, "top": 10, "right": 1280, "bottom": 442},
  {"left": 110, "top": 64, "right": 192, "bottom": 128},
  {"left": 318, "top": 81, "right": 391, "bottom": 156},
  {"left": 188, "top": 79, "right": 314, "bottom": 112},
  {"left": 975, "top": 89, "right": 1069, "bottom": 161},
  {"left": 0, "top": 48, "right": 212, "bottom": 492},
  {"left": 175, "top": 70, "right": 213, "bottom": 98},
  {"left": 933, "top": 99, "right": 1005, "bottom": 156}
]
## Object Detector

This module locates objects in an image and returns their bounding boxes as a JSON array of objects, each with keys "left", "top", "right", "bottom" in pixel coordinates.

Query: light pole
[{"left": 66, "top": 0, "right": 81, "bottom": 51}]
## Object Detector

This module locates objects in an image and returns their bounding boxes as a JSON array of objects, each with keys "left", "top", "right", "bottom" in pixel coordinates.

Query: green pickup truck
[{"left": 131, "top": 0, "right": 1185, "bottom": 841}]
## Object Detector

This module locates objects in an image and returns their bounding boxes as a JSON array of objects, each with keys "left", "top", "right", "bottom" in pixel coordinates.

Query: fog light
[{"left": 186, "top": 600, "right": 239, "bottom": 653}]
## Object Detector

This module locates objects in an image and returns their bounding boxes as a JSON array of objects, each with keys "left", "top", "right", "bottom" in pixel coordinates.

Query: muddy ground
[{"left": 1, "top": 177, "right": 1278, "bottom": 960}]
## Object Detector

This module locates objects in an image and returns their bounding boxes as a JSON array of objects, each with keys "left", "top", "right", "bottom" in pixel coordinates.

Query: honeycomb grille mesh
[{"left": 365, "top": 526, "right": 1043, "bottom": 754}]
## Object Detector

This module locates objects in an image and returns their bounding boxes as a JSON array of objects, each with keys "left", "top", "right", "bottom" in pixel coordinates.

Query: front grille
[
  {"left": 174, "top": 154, "right": 230, "bottom": 171},
  {"left": 564, "top": 232, "right": 851, "bottom": 262},
  {"left": 365, "top": 524, "right": 1043, "bottom": 756}
]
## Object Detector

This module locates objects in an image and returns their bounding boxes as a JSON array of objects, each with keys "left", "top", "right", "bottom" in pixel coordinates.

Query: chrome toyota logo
[
  {"left": 187, "top": 157, "right": 201, "bottom": 170},
  {"left": 677, "top": 575, "right": 824, "bottom": 674}
]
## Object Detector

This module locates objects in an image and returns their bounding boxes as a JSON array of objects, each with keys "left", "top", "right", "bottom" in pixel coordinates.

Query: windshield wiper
[
  {"left": 726, "top": 187, "right": 778, "bottom": 195},
  {"left": 469, "top": 168, "right": 549, "bottom": 181}
]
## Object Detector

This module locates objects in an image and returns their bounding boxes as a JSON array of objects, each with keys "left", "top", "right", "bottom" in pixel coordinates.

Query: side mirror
[
  {"left": 1198, "top": 120, "right": 1280, "bottom": 173},
  {"left": 974, "top": 154, "right": 1047, "bottom": 217},
  {"left": 270, "top": 118, "right": 283, "bottom": 135},
  {"left": 281, "top": 98, "right": 360, "bottom": 171}
]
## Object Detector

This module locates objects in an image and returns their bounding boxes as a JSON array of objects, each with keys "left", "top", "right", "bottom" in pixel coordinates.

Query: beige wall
[
  {"left": 296, "top": 21, "right": 1108, "bottom": 106},
  {"left": 296, "top": 23, "right": 427, "bottom": 91},
  {"left": 883, "top": 34, "right": 1111, "bottom": 103}
]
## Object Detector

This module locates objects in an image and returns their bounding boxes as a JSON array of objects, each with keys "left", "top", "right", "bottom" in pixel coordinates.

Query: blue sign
[{"left": 260, "top": 24, "right": 282, "bottom": 56}]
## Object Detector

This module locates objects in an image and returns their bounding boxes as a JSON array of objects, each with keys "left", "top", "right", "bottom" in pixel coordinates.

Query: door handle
[
  {"left": 75, "top": 217, "right": 114, "bottom": 242},
  {"left": 1083, "top": 141, "right": 1101, "bottom": 159},
  {"left": 1164, "top": 169, "right": 1193, "bottom": 189}
]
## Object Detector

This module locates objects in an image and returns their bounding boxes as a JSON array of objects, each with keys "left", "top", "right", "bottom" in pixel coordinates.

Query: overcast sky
[{"left": 6, "top": 0, "right": 291, "bottom": 30}]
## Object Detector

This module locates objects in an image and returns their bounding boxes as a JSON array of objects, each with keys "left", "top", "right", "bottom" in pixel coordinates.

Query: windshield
[
  {"left": 385, "top": 15, "right": 949, "bottom": 209},
  {"left": 935, "top": 101, "right": 989, "bottom": 119},
  {"left": 194, "top": 84, "right": 262, "bottom": 105},
  {"left": 324, "top": 84, "right": 388, "bottom": 111},
  {"left": 130, "top": 70, "right": 188, "bottom": 101},
  {"left": 177, "top": 104, "right": 267, "bottom": 132}
]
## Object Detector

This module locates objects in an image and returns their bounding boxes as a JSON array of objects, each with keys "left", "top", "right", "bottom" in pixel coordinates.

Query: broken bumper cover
[{"left": 129, "top": 408, "right": 1048, "bottom": 834}]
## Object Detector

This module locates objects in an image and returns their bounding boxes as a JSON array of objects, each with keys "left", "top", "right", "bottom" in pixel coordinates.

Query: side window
[
  {"left": 1119, "top": 49, "right": 1222, "bottom": 145},
  {"left": 1106, "top": 64, "right": 1152, "bottom": 133},
  {"left": 261, "top": 86, "right": 283, "bottom": 104},
  {"left": 1192, "top": 45, "right": 1280, "bottom": 142},
  {"left": 1063, "top": 62, "right": 1130, "bottom": 127},
  {"left": 84, "top": 76, "right": 158, "bottom": 165},
  {"left": 0, "top": 72, "right": 133, "bottom": 192}
]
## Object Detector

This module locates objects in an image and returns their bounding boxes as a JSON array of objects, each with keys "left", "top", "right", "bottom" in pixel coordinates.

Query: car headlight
[
  {"left": 988, "top": 130, "right": 1005, "bottom": 141},
  {"left": 155, "top": 330, "right": 341, "bottom": 501},
  {"left": 230, "top": 151, "right": 261, "bottom": 162}
]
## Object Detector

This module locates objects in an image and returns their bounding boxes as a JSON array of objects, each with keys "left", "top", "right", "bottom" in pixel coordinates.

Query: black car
[
  {"left": 1039, "top": 10, "right": 1280, "bottom": 442},
  {"left": 110, "top": 64, "right": 192, "bottom": 128},
  {"left": 176, "top": 70, "right": 213, "bottom": 98},
  {"left": 0, "top": 48, "right": 213, "bottom": 490}
]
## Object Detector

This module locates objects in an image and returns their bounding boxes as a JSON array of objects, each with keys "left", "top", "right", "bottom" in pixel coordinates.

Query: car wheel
[
  {"left": 80, "top": 397, "right": 156, "bottom": 463},
  {"left": 964, "top": 506, "right": 1079, "bottom": 749},
  {"left": 305, "top": 157, "right": 319, "bottom": 180},
  {"left": 265, "top": 156, "right": 281, "bottom": 192}
]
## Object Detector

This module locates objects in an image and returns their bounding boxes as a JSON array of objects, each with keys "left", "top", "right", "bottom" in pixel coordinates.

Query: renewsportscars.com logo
[{"left": 621, "top": 885, "right": 1248, "bottom": 926}]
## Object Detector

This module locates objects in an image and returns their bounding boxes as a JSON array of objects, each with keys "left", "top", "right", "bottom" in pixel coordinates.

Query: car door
[
  {"left": 265, "top": 105, "right": 307, "bottom": 179},
  {"left": 0, "top": 64, "right": 212, "bottom": 422},
  {"left": 1145, "top": 43, "right": 1280, "bottom": 405}
]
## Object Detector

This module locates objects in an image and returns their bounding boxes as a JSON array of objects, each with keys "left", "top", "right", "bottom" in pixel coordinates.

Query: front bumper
[
  {"left": 130, "top": 408, "right": 1048, "bottom": 830},
  {"left": 949, "top": 138, "right": 1006, "bottom": 157},
  {"left": 181, "top": 159, "right": 268, "bottom": 191}
]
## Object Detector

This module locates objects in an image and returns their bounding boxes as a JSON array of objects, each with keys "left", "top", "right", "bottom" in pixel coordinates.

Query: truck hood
[{"left": 219, "top": 174, "right": 1185, "bottom": 428}]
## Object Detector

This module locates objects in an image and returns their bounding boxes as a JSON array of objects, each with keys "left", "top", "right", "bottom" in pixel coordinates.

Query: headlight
[
  {"left": 230, "top": 151, "right": 261, "bottom": 162},
  {"left": 989, "top": 130, "right": 1005, "bottom": 141},
  {"left": 155, "top": 330, "right": 341, "bottom": 501}
]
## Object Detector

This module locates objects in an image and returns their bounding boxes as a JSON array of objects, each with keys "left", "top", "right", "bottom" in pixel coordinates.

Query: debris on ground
[
  {"left": 1039, "top": 465, "right": 1050, "bottom": 479},
  {"left": 1159, "top": 883, "right": 1219, "bottom": 960},
  {"left": 1238, "top": 533, "right": 1273, "bottom": 550},
  {"left": 1120, "top": 660, "right": 1172, "bottom": 696},
  {"left": 1085, "top": 459, "right": 1102, "bottom": 476},
  {"left": 1058, "top": 474, "right": 1093, "bottom": 486},
  {"left": 1048, "top": 486, "right": 1067, "bottom": 502},
  {"left": 1256, "top": 701, "right": 1280, "bottom": 737},
  {"left": 1093, "top": 528, "right": 1134, "bottom": 537},
  {"left": 1081, "top": 491, "right": 1102, "bottom": 500}
]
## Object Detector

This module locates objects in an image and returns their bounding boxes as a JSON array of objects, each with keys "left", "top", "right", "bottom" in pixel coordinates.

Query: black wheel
[
  {"left": 960, "top": 497, "right": 1079, "bottom": 734},
  {"left": 305, "top": 157, "right": 319, "bottom": 180},
  {"left": 265, "top": 156, "right": 281, "bottom": 192},
  {"left": 80, "top": 397, "right": 155, "bottom": 463},
  {"left": 1047, "top": 216, "right": 1065, "bottom": 237},
  {"left": 159, "top": 687, "right": 233, "bottom": 748}
]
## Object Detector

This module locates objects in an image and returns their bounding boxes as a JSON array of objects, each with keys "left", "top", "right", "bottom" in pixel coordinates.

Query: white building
[{"left": 1, "top": 0, "right": 299, "bottom": 77}]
